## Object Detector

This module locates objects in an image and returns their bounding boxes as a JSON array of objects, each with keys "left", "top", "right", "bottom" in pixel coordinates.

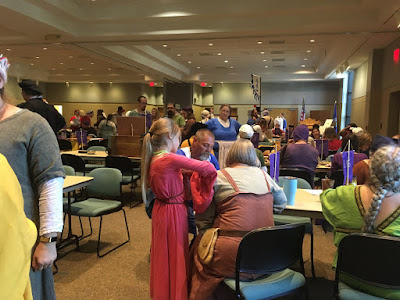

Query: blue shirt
[
  {"left": 205, "top": 118, "right": 241, "bottom": 141},
  {"left": 176, "top": 148, "right": 220, "bottom": 170}
]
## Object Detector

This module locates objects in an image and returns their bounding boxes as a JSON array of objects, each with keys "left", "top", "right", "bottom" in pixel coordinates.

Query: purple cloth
[
  {"left": 293, "top": 124, "right": 309, "bottom": 142},
  {"left": 315, "top": 139, "right": 329, "bottom": 158},
  {"left": 269, "top": 151, "right": 280, "bottom": 182},
  {"left": 280, "top": 143, "right": 319, "bottom": 173},
  {"left": 330, "top": 152, "right": 368, "bottom": 173},
  {"left": 76, "top": 129, "right": 88, "bottom": 147},
  {"left": 342, "top": 150, "right": 354, "bottom": 185}
]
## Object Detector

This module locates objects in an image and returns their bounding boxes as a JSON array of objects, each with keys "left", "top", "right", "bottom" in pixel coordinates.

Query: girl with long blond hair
[{"left": 141, "top": 118, "right": 217, "bottom": 300}]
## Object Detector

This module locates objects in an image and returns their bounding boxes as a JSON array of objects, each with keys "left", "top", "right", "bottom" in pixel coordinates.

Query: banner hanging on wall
[{"left": 251, "top": 74, "right": 261, "bottom": 102}]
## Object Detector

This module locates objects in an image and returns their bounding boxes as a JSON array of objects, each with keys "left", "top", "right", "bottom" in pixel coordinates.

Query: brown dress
[
  {"left": 189, "top": 169, "right": 274, "bottom": 300},
  {"left": 353, "top": 159, "right": 370, "bottom": 185}
]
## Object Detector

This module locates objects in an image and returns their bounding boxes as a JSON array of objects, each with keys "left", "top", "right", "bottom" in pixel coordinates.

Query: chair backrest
[
  {"left": 336, "top": 233, "right": 400, "bottom": 290},
  {"left": 87, "top": 146, "right": 107, "bottom": 151},
  {"left": 63, "top": 165, "right": 75, "bottom": 176},
  {"left": 279, "top": 167, "right": 314, "bottom": 188},
  {"left": 297, "top": 178, "right": 312, "bottom": 189},
  {"left": 61, "top": 154, "right": 86, "bottom": 173},
  {"left": 105, "top": 155, "right": 134, "bottom": 174},
  {"left": 86, "top": 168, "right": 123, "bottom": 198},
  {"left": 58, "top": 139, "right": 72, "bottom": 151},
  {"left": 330, "top": 170, "right": 344, "bottom": 188},
  {"left": 236, "top": 224, "right": 305, "bottom": 287}
]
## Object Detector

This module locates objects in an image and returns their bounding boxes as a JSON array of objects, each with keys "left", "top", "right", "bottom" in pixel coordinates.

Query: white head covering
[
  {"left": 201, "top": 110, "right": 210, "bottom": 119},
  {"left": 239, "top": 124, "right": 254, "bottom": 139},
  {"left": 0, "top": 54, "right": 10, "bottom": 82}
]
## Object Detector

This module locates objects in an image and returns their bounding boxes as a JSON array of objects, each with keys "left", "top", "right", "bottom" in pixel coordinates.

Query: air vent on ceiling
[
  {"left": 273, "top": 65, "right": 286, "bottom": 68},
  {"left": 270, "top": 51, "right": 285, "bottom": 55},
  {"left": 272, "top": 58, "right": 285, "bottom": 62},
  {"left": 198, "top": 53, "right": 213, "bottom": 56},
  {"left": 269, "top": 40, "right": 285, "bottom": 45}
]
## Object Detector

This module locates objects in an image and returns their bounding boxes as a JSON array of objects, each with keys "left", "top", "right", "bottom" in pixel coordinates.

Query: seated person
[
  {"left": 323, "top": 127, "right": 341, "bottom": 151},
  {"left": 180, "top": 123, "right": 208, "bottom": 148},
  {"left": 280, "top": 124, "right": 319, "bottom": 175},
  {"left": 253, "top": 116, "right": 274, "bottom": 144},
  {"left": 331, "top": 134, "right": 368, "bottom": 173},
  {"left": 358, "top": 132, "right": 372, "bottom": 157},
  {"left": 311, "top": 127, "right": 321, "bottom": 140},
  {"left": 321, "top": 145, "right": 400, "bottom": 299},
  {"left": 353, "top": 135, "right": 394, "bottom": 185},
  {"left": 238, "top": 124, "right": 267, "bottom": 172},
  {"left": 189, "top": 139, "right": 287, "bottom": 300},
  {"left": 272, "top": 123, "right": 285, "bottom": 137}
]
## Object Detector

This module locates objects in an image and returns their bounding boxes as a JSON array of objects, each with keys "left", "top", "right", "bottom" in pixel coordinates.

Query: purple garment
[
  {"left": 269, "top": 151, "right": 280, "bottom": 182},
  {"left": 330, "top": 152, "right": 368, "bottom": 173},
  {"left": 280, "top": 143, "right": 319, "bottom": 173}
]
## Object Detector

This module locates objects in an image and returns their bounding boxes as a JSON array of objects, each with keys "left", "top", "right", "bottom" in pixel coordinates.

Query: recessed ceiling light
[
  {"left": 304, "top": 58, "right": 308, "bottom": 61},
  {"left": 307, "top": 50, "right": 311, "bottom": 53},
  {"left": 43, "top": 47, "right": 47, "bottom": 50},
  {"left": 208, "top": 43, "right": 213, "bottom": 46},
  {"left": 197, "top": 66, "right": 200, "bottom": 69},
  {"left": 263, "top": 59, "right": 267, "bottom": 62},
  {"left": 217, "top": 53, "right": 222, "bottom": 56},
  {"left": 52, "top": 68, "right": 56, "bottom": 70},
  {"left": 6, "top": 48, "right": 11, "bottom": 51},
  {"left": 177, "top": 54, "right": 181, "bottom": 56},
  {"left": 163, "top": 44, "right": 167, "bottom": 47},
  {"left": 230, "top": 66, "right": 234, "bottom": 69},
  {"left": 69, "top": 56, "right": 73, "bottom": 59},
  {"left": 90, "top": 62, "right": 94, "bottom": 64},
  {"left": 265, "top": 65, "right": 268, "bottom": 68},
  {"left": 35, "top": 56, "right": 40, "bottom": 59},
  {"left": 151, "top": 12, "right": 194, "bottom": 18},
  {"left": 310, "top": 39, "right": 315, "bottom": 43},
  {"left": 257, "top": 41, "right": 263, "bottom": 44},
  {"left": 108, "top": 68, "right": 112, "bottom": 70},
  {"left": 30, "top": 63, "right": 34, "bottom": 66},
  {"left": 79, "top": 68, "right": 83, "bottom": 70},
  {"left": 188, "top": 61, "right": 191, "bottom": 64},
  {"left": 398, "top": 24, "right": 400, "bottom": 28},
  {"left": 261, "top": 51, "right": 265, "bottom": 54},
  {"left": 301, "top": 65, "right": 306, "bottom": 67},
  {"left": 224, "top": 60, "right": 229, "bottom": 63},
  {"left": 59, "top": 62, "right": 64, "bottom": 65}
]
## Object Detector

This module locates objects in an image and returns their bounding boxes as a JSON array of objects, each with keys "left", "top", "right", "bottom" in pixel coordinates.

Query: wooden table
[
  {"left": 281, "top": 189, "right": 324, "bottom": 219},
  {"left": 61, "top": 150, "right": 108, "bottom": 161},
  {"left": 264, "top": 159, "right": 331, "bottom": 174},
  {"left": 59, "top": 176, "right": 94, "bottom": 251}
]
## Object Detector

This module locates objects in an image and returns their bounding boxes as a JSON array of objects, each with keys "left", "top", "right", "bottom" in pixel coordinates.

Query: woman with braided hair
[{"left": 321, "top": 145, "right": 400, "bottom": 299}]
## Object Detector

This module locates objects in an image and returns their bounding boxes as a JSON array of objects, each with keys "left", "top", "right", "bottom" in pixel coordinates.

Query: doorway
[{"left": 388, "top": 91, "right": 400, "bottom": 137}]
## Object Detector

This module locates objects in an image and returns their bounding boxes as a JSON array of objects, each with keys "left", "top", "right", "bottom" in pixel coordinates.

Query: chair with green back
[
  {"left": 85, "top": 146, "right": 107, "bottom": 170},
  {"left": 68, "top": 168, "right": 130, "bottom": 257}
]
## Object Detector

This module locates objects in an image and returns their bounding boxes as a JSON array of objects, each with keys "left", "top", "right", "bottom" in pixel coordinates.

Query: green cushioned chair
[
  {"left": 84, "top": 146, "right": 107, "bottom": 170},
  {"left": 221, "top": 224, "right": 307, "bottom": 299},
  {"left": 69, "top": 168, "right": 130, "bottom": 258},
  {"left": 335, "top": 233, "right": 400, "bottom": 300}
]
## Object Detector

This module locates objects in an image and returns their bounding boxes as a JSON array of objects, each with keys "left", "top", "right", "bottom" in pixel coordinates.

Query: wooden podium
[{"left": 111, "top": 116, "right": 145, "bottom": 157}]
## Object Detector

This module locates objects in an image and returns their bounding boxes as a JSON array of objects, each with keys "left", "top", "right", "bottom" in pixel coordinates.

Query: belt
[
  {"left": 219, "top": 230, "right": 250, "bottom": 238},
  {"left": 156, "top": 191, "right": 185, "bottom": 205}
]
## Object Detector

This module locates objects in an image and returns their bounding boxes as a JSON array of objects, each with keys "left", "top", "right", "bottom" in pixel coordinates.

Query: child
[{"left": 141, "top": 118, "right": 217, "bottom": 300}]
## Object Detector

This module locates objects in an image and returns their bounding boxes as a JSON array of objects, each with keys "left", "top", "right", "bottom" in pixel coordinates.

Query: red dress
[{"left": 149, "top": 153, "right": 217, "bottom": 300}]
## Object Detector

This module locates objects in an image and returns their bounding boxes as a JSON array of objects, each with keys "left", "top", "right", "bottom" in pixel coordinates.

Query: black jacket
[{"left": 18, "top": 98, "right": 66, "bottom": 134}]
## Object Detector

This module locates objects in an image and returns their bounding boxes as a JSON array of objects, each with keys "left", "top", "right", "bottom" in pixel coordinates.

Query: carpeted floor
[{"left": 54, "top": 189, "right": 337, "bottom": 300}]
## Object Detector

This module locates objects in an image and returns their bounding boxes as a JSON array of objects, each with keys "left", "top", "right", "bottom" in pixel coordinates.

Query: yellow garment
[
  {"left": 0, "top": 154, "right": 37, "bottom": 300},
  {"left": 181, "top": 137, "right": 215, "bottom": 155}
]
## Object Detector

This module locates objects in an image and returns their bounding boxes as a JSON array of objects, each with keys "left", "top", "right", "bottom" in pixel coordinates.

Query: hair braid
[{"left": 362, "top": 145, "right": 400, "bottom": 232}]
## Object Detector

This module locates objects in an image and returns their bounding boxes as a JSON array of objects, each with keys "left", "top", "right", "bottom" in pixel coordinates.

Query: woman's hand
[{"left": 32, "top": 242, "right": 57, "bottom": 271}]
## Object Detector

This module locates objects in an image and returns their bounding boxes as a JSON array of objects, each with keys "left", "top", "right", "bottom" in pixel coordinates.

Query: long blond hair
[{"left": 141, "top": 118, "right": 180, "bottom": 204}]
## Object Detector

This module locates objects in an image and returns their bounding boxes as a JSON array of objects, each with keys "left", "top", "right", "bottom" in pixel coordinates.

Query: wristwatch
[{"left": 39, "top": 236, "right": 58, "bottom": 243}]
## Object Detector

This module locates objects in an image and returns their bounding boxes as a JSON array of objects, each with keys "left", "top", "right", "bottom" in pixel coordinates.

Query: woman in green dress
[{"left": 321, "top": 145, "right": 400, "bottom": 299}]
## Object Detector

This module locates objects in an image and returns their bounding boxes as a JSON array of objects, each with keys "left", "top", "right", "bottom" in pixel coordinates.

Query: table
[
  {"left": 264, "top": 159, "right": 331, "bottom": 174},
  {"left": 281, "top": 188, "right": 323, "bottom": 219},
  {"left": 61, "top": 150, "right": 108, "bottom": 161},
  {"left": 58, "top": 176, "right": 94, "bottom": 251}
]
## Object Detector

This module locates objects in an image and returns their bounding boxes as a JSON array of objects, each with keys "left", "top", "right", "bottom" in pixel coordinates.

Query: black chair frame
[
  {"left": 334, "top": 233, "right": 400, "bottom": 298},
  {"left": 61, "top": 154, "right": 86, "bottom": 175},
  {"left": 280, "top": 167, "right": 315, "bottom": 189},
  {"left": 58, "top": 139, "right": 73, "bottom": 151}
]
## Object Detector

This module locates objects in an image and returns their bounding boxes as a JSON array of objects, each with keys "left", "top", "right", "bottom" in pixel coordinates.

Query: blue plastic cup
[{"left": 283, "top": 176, "right": 297, "bottom": 206}]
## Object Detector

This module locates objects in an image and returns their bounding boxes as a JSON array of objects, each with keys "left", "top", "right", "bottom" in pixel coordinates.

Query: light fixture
[
  {"left": 304, "top": 58, "right": 308, "bottom": 61},
  {"left": 260, "top": 51, "right": 265, "bottom": 54},
  {"left": 263, "top": 59, "right": 267, "bottom": 62},
  {"left": 52, "top": 68, "right": 56, "bottom": 70},
  {"left": 90, "top": 81, "right": 93, "bottom": 87},
  {"left": 30, "top": 63, "right": 34, "bottom": 66},
  {"left": 90, "top": 62, "right": 94, "bottom": 65},
  {"left": 107, "top": 68, "right": 111, "bottom": 70},
  {"left": 151, "top": 11, "right": 194, "bottom": 18},
  {"left": 35, "top": 56, "right": 40, "bottom": 59},
  {"left": 59, "top": 62, "right": 64, "bottom": 65},
  {"left": 200, "top": 82, "right": 207, "bottom": 87},
  {"left": 188, "top": 61, "right": 191, "bottom": 64},
  {"left": 197, "top": 66, "right": 200, "bottom": 69},
  {"left": 257, "top": 41, "right": 263, "bottom": 44},
  {"left": 397, "top": 24, "right": 400, "bottom": 28},
  {"left": 343, "top": 61, "right": 350, "bottom": 71},
  {"left": 69, "top": 55, "right": 73, "bottom": 59},
  {"left": 208, "top": 43, "right": 213, "bottom": 46},
  {"left": 79, "top": 68, "right": 83, "bottom": 70},
  {"left": 109, "top": 81, "right": 113, "bottom": 87},
  {"left": 43, "top": 47, "right": 47, "bottom": 50},
  {"left": 6, "top": 48, "right": 10, "bottom": 51},
  {"left": 230, "top": 66, "right": 234, "bottom": 69},
  {"left": 163, "top": 44, "right": 167, "bottom": 47},
  {"left": 66, "top": 81, "right": 69, "bottom": 87},
  {"left": 265, "top": 65, "right": 268, "bottom": 68},
  {"left": 177, "top": 53, "right": 181, "bottom": 56},
  {"left": 310, "top": 39, "right": 315, "bottom": 43},
  {"left": 301, "top": 65, "right": 306, "bottom": 67},
  {"left": 307, "top": 50, "right": 311, "bottom": 53},
  {"left": 217, "top": 53, "right": 222, "bottom": 56},
  {"left": 224, "top": 60, "right": 228, "bottom": 63}
]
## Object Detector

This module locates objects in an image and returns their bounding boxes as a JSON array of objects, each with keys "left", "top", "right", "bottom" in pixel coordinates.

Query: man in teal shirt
[
  {"left": 166, "top": 102, "right": 186, "bottom": 128},
  {"left": 127, "top": 95, "right": 151, "bottom": 129}
]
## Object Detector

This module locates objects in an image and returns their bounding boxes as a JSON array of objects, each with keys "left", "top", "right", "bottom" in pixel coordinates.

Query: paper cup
[{"left": 283, "top": 176, "right": 297, "bottom": 206}]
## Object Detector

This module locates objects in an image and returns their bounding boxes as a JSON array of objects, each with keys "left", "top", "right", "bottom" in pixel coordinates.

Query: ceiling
[{"left": 0, "top": 0, "right": 399, "bottom": 84}]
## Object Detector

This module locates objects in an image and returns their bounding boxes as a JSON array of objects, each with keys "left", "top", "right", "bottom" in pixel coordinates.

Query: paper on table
[{"left": 303, "top": 189, "right": 323, "bottom": 196}]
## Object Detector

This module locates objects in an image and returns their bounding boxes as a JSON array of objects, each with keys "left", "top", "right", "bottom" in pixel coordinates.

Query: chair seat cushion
[
  {"left": 85, "top": 163, "right": 105, "bottom": 170},
  {"left": 273, "top": 215, "right": 313, "bottom": 233},
  {"left": 69, "top": 198, "right": 121, "bottom": 217},
  {"left": 224, "top": 269, "right": 305, "bottom": 299},
  {"left": 339, "top": 281, "right": 385, "bottom": 300}
]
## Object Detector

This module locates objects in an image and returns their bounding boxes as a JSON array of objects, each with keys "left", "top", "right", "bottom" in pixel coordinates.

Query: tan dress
[{"left": 189, "top": 169, "right": 274, "bottom": 300}]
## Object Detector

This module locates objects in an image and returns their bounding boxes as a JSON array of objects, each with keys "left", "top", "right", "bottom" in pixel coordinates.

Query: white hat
[
  {"left": 239, "top": 124, "right": 254, "bottom": 139},
  {"left": 0, "top": 54, "right": 10, "bottom": 82}
]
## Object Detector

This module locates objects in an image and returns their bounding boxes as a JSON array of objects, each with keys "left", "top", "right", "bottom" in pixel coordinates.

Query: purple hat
[{"left": 293, "top": 124, "right": 309, "bottom": 142}]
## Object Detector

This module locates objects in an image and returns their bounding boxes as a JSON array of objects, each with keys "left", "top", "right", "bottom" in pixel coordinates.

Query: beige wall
[{"left": 351, "top": 61, "right": 369, "bottom": 129}]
